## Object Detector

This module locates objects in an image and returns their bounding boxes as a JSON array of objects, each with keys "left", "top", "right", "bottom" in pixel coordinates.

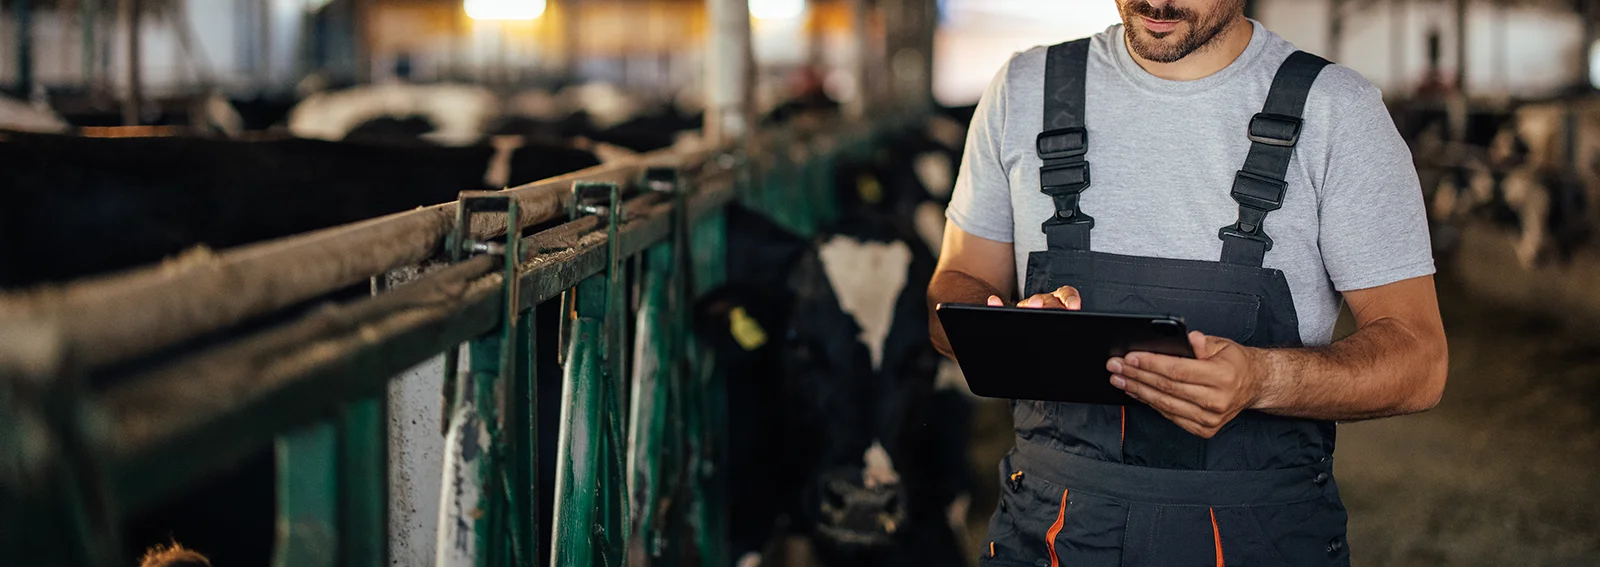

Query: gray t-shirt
[{"left": 947, "top": 21, "right": 1434, "bottom": 347}]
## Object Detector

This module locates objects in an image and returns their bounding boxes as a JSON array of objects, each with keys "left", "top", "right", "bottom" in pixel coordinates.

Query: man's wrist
[{"left": 1248, "top": 347, "right": 1291, "bottom": 411}]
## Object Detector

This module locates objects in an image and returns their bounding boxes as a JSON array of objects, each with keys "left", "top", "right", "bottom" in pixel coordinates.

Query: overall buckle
[
  {"left": 1218, "top": 224, "right": 1274, "bottom": 251},
  {"left": 1230, "top": 170, "right": 1286, "bottom": 212},
  {"left": 1248, "top": 113, "right": 1302, "bottom": 147},
  {"left": 1041, "top": 161, "right": 1091, "bottom": 194},
  {"left": 1037, "top": 127, "right": 1088, "bottom": 159}
]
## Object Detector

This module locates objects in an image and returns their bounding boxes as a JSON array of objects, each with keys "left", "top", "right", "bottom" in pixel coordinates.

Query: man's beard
[{"left": 1120, "top": 0, "right": 1243, "bottom": 64}]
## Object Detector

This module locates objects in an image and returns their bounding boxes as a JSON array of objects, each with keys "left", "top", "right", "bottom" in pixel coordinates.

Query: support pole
[
  {"left": 259, "top": 0, "right": 273, "bottom": 90},
  {"left": 82, "top": 0, "right": 96, "bottom": 90},
  {"left": 1391, "top": 0, "right": 1406, "bottom": 94},
  {"left": 121, "top": 0, "right": 142, "bottom": 126},
  {"left": 705, "top": 0, "right": 752, "bottom": 145},
  {"left": 352, "top": 0, "right": 371, "bottom": 83},
  {"left": 847, "top": 0, "right": 870, "bottom": 118},
  {"left": 1328, "top": 0, "right": 1345, "bottom": 63},
  {"left": 882, "top": 0, "right": 936, "bottom": 112},
  {"left": 1454, "top": 0, "right": 1468, "bottom": 95},
  {"left": 15, "top": 0, "right": 33, "bottom": 98},
  {"left": 1582, "top": 0, "right": 1598, "bottom": 92}
]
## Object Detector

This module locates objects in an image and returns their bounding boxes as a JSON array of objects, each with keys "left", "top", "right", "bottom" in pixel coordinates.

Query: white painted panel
[{"left": 387, "top": 354, "right": 448, "bottom": 567}]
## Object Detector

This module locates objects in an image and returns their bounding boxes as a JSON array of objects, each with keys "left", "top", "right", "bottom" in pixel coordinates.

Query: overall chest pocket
[{"left": 1085, "top": 281, "right": 1261, "bottom": 345}]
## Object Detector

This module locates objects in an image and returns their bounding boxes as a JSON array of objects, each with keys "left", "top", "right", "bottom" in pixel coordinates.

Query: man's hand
[
  {"left": 991, "top": 285, "right": 1081, "bottom": 309},
  {"left": 1107, "top": 331, "right": 1270, "bottom": 439}
]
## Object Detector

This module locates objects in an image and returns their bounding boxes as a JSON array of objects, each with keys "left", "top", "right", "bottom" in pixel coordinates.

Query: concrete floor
[{"left": 962, "top": 274, "right": 1600, "bottom": 566}]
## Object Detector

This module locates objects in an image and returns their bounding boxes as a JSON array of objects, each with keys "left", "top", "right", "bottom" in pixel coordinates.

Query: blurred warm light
[
  {"left": 464, "top": 0, "right": 546, "bottom": 21},
  {"left": 750, "top": 0, "right": 805, "bottom": 20}
]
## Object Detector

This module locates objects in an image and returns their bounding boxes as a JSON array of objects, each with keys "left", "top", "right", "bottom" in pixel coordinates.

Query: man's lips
[{"left": 1142, "top": 16, "right": 1180, "bottom": 33}]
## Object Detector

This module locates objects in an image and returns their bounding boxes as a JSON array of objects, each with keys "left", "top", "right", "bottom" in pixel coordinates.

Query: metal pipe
[
  {"left": 121, "top": 0, "right": 141, "bottom": 126},
  {"left": 1391, "top": 0, "right": 1406, "bottom": 94},
  {"left": 15, "top": 0, "right": 33, "bottom": 98},
  {"left": 1328, "top": 0, "right": 1345, "bottom": 63},
  {"left": 847, "top": 0, "right": 870, "bottom": 118},
  {"left": 1454, "top": 0, "right": 1467, "bottom": 95},
  {"left": 1583, "top": 0, "right": 1599, "bottom": 92},
  {"left": 82, "top": 0, "right": 96, "bottom": 89},
  {"left": 258, "top": 0, "right": 272, "bottom": 90},
  {"left": 882, "top": 0, "right": 936, "bottom": 111},
  {"left": 0, "top": 148, "right": 705, "bottom": 381},
  {"left": 97, "top": 179, "right": 730, "bottom": 515},
  {"left": 705, "top": 0, "right": 752, "bottom": 145},
  {"left": 1487, "top": 0, "right": 1501, "bottom": 95}
]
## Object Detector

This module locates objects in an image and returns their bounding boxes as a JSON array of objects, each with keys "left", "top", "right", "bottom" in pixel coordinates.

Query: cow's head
[
  {"left": 783, "top": 229, "right": 940, "bottom": 549},
  {"left": 701, "top": 206, "right": 943, "bottom": 555}
]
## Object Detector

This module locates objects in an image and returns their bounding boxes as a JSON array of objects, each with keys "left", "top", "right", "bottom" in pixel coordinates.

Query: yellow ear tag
[
  {"left": 728, "top": 306, "right": 768, "bottom": 351},
  {"left": 857, "top": 174, "right": 884, "bottom": 204}
]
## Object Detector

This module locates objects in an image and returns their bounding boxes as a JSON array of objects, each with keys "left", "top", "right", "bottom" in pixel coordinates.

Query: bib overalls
[{"left": 981, "top": 40, "right": 1351, "bottom": 567}]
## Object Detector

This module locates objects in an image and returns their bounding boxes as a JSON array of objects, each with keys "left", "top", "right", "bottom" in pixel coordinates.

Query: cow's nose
[{"left": 815, "top": 469, "right": 909, "bottom": 546}]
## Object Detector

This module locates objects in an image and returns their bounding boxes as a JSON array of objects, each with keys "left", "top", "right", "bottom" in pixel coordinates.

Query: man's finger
[
  {"left": 1018, "top": 293, "right": 1067, "bottom": 309},
  {"left": 1188, "top": 331, "right": 1212, "bottom": 360},
  {"left": 1122, "top": 352, "right": 1211, "bottom": 385},
  {"left": 986, "top": 295, "right": 1004, "bottom": 306},
  {"left": 1114, "top": 374, "right": 1214, "bottom": 426},
  {"left": 1050, "top": 286, "right": 1082, "bottom": 310},
  {"left": 1109, "top": 357, "right": 1215, "bottom": 402}
]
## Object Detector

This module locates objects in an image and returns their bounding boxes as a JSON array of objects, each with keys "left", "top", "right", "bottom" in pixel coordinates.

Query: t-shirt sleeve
[
  {"left": 946, "top": 56, "right": 1016, "bottom": 243},
  {"left": 1316, "top": 80, "right": 1436, "bottom": 292}
]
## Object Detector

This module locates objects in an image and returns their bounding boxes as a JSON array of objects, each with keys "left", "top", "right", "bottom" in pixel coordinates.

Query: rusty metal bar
[
  {"left": 93, "top": 170, "right": 735, "bottom": 514},
  {"left": 0, "top": 146, "right": 710, "bottom": 380}
]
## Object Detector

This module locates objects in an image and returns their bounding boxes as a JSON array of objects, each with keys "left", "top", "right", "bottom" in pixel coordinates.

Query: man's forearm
[
  {"left": 928, "top": 270, "right": 1007, "bottom": 358},
  {"left": 1253, "top": 317, "right": 1448, "bottom": 421}
]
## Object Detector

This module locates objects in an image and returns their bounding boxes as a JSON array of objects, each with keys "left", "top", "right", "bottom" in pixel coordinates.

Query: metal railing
[{"left": 0, "top": 115, "right": 890, "bottom": 567}]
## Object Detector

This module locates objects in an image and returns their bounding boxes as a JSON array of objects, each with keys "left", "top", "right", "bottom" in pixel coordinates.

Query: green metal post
[
  {"left": 272, "top": 423, "right": 339, "bottom": 567},
  {"left": 437, "top": 193, "right": 525, "bottom": 567},
  {"left": 554, "top": 181, "right": 632, "bottom": 567},
  {"left": 627, "top": 243, "right": 674, "bottom": 560},
  {"left": 684, "top": 203, "right": 729, "bottom": 566},
  {"left": 339, "top": 398, "right": 386, "bottom": 567},
  {"left": 505, "top": 311, "right": 537, "bottom": 567},
  {"left": 469, "top": 335, "right": 507, "bottom": 567},
  {"left": 552, "top": 314, "right": 604, "bottom": 567}
]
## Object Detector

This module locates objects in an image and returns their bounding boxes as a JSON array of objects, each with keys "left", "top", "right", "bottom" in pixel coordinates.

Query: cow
[
  {"left": 288, "top": 83, "right": 500, "bottom": 147},
  {"left": 1424, "top": 98, "right": 1597, "bottom": 267},
  {"left": 0, "top": 132, "right": 599, "bottom": 289},
  {"left": 699, "top": 114, "right": 982, "bottom": 566},
  {"left": 698, "top": 204, "right": 966, "bottom": 567}
]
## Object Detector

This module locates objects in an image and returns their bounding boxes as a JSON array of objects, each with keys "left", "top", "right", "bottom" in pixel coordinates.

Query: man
[{"left": 928, "top": 1, "right": 1448, "bottom": 566}]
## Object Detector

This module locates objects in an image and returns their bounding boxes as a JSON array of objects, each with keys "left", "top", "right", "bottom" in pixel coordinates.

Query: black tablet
[{"left": 935, "top": 303, "right": 1196, "bottom": 405}]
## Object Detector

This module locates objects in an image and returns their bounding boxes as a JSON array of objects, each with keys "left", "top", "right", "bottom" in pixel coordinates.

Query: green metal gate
[{"left": 0, "top": 116, "right": 900, "bottom": 567}]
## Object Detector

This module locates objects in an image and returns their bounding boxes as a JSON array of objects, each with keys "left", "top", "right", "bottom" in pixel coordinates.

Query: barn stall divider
[{"left": 0, "top": 114, "right": 899, "bottom": 567}]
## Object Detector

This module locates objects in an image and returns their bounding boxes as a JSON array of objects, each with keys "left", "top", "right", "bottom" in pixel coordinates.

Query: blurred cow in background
[
  {"left": 1427, "top": 98, "right": 1597, "bottom": 268},
  {"left": 700, "top": 113, "right": 978, "bottom": 567}
]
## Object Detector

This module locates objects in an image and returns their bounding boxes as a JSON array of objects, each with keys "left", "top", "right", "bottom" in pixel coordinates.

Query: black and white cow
[
  {"left": 0, "top": 131, "right": 600, "bottom": 289},
  {"left": 1421, "top": 99, "right": 1597, "bottom": 267},
  {"left": 288, "top": 82, "right": 700, "bottom": 157},
  {"left": 700, "top": 197, "right": 969, "bottom": 567}
]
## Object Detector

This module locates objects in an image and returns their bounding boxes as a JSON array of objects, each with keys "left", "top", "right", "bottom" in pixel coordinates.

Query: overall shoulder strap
[
  {"left": 1039, "top": 39, "right": 1093, "bottom": 251},
  {"left": 1218, "top": 51, "right": 1332, "bottom": 266}
]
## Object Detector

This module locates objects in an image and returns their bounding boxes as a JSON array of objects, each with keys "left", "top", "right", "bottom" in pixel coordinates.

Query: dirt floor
[{"left": 962, "top": 273, "right": 1600, "bottom": 566}]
